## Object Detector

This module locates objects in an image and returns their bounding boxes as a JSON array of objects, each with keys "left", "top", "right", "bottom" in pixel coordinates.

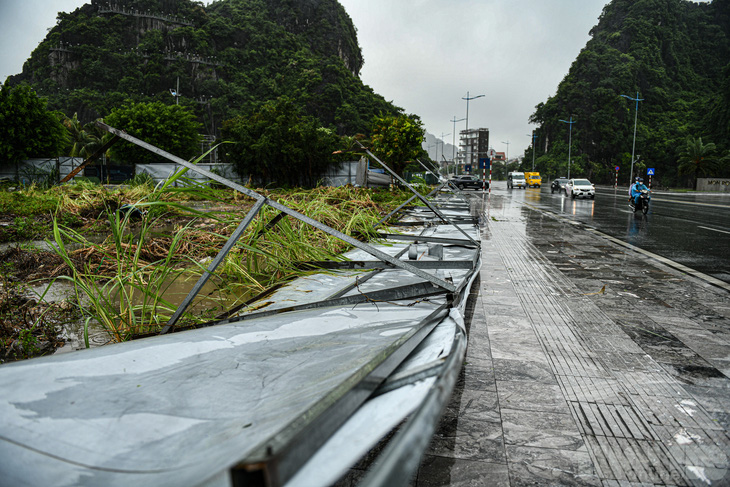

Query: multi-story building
[{"left": 457, "top": 128, "right": 490, "bottom": 172}]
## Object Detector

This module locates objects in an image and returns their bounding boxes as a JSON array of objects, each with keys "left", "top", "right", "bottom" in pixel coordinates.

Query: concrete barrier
[{"left": 697, "top": 177, "right": 730, "bottom": 192}]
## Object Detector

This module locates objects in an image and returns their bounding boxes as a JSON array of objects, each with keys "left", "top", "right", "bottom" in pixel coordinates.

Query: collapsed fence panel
[
  {"left": 95, "top": 122, "right": 460, "bottom": 305},
  {"left": 0, "top": 121, "right": 482, "bottom": 487}
]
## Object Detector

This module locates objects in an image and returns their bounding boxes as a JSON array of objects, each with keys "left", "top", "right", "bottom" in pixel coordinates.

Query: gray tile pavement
[
  {"left": 336, "top": 195, "right": 729, "bottom": 486},
  {"left": 413, "top": 199, "right": 730, "bottom": 486}
]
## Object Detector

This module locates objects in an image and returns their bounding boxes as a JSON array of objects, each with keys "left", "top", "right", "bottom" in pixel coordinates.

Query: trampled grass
[{"left": 43, "top": 180, "right": 416, "bottom": 342}]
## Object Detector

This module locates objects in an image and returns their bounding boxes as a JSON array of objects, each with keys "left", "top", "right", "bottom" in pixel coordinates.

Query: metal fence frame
[{"left": 93, "top": 122, "right": 476, "bottom": 335}]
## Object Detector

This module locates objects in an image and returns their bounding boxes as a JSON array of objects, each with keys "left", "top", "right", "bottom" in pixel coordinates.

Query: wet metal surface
[
  {"left": 399, "top": 184, "right": 730, "bottom": 486},
  {"left": 0, "top": 193, "right": 481, "bottom": 487}
]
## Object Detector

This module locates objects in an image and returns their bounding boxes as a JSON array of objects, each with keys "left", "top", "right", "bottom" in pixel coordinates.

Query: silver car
[{"left": 565, "top": 178, "right": 595, "bottom": 199}]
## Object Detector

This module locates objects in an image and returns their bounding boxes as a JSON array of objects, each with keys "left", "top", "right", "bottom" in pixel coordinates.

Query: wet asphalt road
[{"left": 484, "top": 182, "right": 730, "bottom": 284}]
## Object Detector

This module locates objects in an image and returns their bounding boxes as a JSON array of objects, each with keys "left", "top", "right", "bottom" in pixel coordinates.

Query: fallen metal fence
[{"left": 94, "top": 121, "right": 477, "bottom": 335}]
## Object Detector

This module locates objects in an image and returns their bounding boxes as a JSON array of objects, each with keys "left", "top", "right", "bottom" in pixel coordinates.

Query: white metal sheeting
[
  {"left": 0, "top": 302, "right": 443, "bottom": 487},
  {"left": 0, "top": 196, "right": 480, "bottom": 487}
]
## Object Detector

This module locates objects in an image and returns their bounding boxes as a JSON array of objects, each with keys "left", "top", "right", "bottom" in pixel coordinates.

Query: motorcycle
[{"left": 629, "top": 189, "right": 650, "bottom": 214}]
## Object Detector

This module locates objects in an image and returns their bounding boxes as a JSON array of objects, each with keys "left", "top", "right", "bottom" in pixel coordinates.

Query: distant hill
[
  {"left": 422, "top": 131, "right": 457, "bottom": 164},
  {"left": 7, "top": 0, "right": 400, "bottom": 137},
  {"left": 528, "top": 0, "right": 730, "bottom": 186}
]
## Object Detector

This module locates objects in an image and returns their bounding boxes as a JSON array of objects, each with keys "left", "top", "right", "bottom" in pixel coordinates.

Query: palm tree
[
  {"left": 677, "top": 136, "right": 719, "bottom": 189},
  {"left": 65, "top": 114, "right": 109, "bottom": 157}
]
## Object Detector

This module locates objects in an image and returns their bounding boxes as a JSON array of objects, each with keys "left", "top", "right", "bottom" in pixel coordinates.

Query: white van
[{"left": 507, "top": 172, "right": 526, "bottom": 189}]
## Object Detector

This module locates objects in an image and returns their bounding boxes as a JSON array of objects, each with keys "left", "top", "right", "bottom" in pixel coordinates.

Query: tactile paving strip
[{"left": 487, "top": 219, "right": 730, "bottom": 485}]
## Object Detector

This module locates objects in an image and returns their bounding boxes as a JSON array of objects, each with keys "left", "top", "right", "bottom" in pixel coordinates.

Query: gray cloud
[
  {"left": 339, "top": 0, "right": 608, "bottom": 158},
  {"left": 1, "top": 0, "right": 608, "bottom": 159}
]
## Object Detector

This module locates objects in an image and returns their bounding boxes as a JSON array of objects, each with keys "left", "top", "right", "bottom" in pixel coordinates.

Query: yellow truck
[{"left": 524, "top": 172, "right": 542, "bottom": 188}]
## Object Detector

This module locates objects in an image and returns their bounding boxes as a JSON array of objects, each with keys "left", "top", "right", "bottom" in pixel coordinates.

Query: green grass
[{"left": 25, "top": 174, "right": 426, "bottom": 342}]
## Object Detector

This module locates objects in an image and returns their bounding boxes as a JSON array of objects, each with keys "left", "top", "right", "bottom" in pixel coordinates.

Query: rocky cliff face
[{"left": 7, "top": 0, "right": 386, "bottom": 135}]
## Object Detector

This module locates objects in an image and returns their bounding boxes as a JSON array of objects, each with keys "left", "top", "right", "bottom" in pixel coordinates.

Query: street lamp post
[
  {"left": 439, "top": 132, "right": 450, "bottom": 175},
  {"left": 559, "top": 116, "right": 576, "bottom": 179},
  {"left": 527, "top": 132, "right": 537, "bottom": 171},
  {"left": 620, "top": 92, "right": 644, "bottom": 185},
  {"left": 450, "top": 116, "right": 465, "bottom": 163},
  {"left": 169, "top": 77, "right": 181, "bottom": 105},
  {"left": 462, "top": 92, "right": 484, "bottom": 168},
  {"left": 501, "top": 140, "right": 510, "bottom": 163}
]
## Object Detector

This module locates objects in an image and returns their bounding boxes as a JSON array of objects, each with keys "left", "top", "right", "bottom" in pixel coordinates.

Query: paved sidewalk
[{"left": 414, "top": 196, "right": 730, "bottom": 486}]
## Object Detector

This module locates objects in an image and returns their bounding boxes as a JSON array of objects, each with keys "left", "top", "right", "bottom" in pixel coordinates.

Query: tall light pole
[
  {"left": 527, "top": 132, "right": 537, "bottom": 171},
  {"left": 501, "top": 140, "right": 510, "bottom": 163},
  {"left": 620, "top": 92, "right": 644, "bottom": 185},
  {"left": 559, "top": 116, "right": 576, "bottom": 179},
  {"left": 169, "top": 77, "right": 181, "bottom": 105},
  {"left": 439, "top": 132, "right": 450, "bottom": 175},
  {"left": 462, "top": 92, "right": 484, "bottom": 168},
  {"left": 450, "top": 116, "right": 465, "bottom": 162}
]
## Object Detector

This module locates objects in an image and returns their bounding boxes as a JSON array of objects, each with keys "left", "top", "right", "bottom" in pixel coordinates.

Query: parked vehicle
[
  {"left": 507, "top": 172, "right": 526, "bottom": 189},
  {"left": 629, "top": 189, "right": 650, "bottom": 214},
  {"left": 449, "top": 174, "right": 487, "bottom": 190},
  {"left": 524, "top": 172, "right": 542, "bottom": 188},
  {"left": 565, "top": 178, "right": 595, "bottom": 199},
  {"left": 551, "top": 177, "right": 568, "bottom": 193}
]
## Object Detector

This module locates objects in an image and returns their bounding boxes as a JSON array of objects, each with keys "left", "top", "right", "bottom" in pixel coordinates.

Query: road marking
[
  {"left": 586, "top": 228, "right": 730, "bottom": 293},
  {"left": 595, "top": 189, "right": 730, "bottom": 209},
  {"left": 698, "top": 226, "right": 730, "bottom": 235},
  {"left": 522, "top": 202, "right": 730, "bottom": 292}
]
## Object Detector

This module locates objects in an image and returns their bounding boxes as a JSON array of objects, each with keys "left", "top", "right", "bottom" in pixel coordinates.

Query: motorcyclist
[{"left": 630, "top": 177, "right": 649, "bottom": 206}]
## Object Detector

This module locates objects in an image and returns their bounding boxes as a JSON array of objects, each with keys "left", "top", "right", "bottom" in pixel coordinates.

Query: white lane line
[
  {"left": 585, "top": 228, "right": 730, "bottom": 292},
  {"left": 594, "top": 189, "right": 730, "bottom": 209},
  {"left": 698, "top": 226, "right": 730, "bottom": 235}
]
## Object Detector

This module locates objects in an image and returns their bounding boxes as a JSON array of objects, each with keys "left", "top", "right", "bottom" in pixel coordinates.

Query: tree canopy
[
  {"left": 370, "top": 114, "right": 426, "bottom": 176},
  {"left": 104, "top": 101, "right": 202, "bottom": 165},
  {"left": 221, "top": 97, "right": 341, "bottom": 187},
  {"left": 677, "top": 136, "right": 720, "bottom": 188},
  {"left": 526, "top": 0, "right": 730, "bottom": 187},
  {"left": 0, "top": 82, "right": 68, "bottom": 167}
]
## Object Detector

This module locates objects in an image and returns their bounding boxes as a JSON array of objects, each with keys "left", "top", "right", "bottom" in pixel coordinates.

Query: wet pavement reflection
[
  {"left": 399, "top": 184, "right": 730, "bottom": 486},
  {"left": 486, "top": 183, "right": 730, "bottom": 284}
]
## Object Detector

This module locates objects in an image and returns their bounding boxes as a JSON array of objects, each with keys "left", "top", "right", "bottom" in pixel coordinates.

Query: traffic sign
[
  {"left": 478, "top": 158, "right": 490, "bottom": 170},
  {"left": 615, "top": 166, "right": 620, "bottom": 171},
  {"left": 647, "top": 168, "right": 655, "bottom": 175},
  {"left": 465, "top": 164, "right": 472, "bottom": 173}
]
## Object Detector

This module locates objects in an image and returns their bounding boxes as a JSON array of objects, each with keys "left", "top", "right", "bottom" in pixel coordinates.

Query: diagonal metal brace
[
  {"left": 59, "top": 135, "right": 121, "bottom": 183},
  {"left": 414, "top": 158, "right": 467, "bottom": 200},
  {"left": 220, "top": 281, "right": 450, "bottom": 326},
  {"left": 160, "top": 198, "right": 267, "bottom": 334},
  {"left": 356, "top": 141, "right": 479, "bottom": 248},
  {"left": 96, "top": 121, "right": 457, "bottom": 295}
]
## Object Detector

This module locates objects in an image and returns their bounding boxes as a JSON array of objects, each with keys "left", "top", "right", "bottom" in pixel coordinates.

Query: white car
[
  {"left": 565, "top": 178, "right": 595, "bottom": 199},
  {"left": 507, "top": 172, "right": 526, "bottom": 189}
]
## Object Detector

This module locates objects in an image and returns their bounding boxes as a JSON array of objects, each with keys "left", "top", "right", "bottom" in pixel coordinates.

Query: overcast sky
[{"left": 0, "top": 0, "right": 608, "bottom": 159}]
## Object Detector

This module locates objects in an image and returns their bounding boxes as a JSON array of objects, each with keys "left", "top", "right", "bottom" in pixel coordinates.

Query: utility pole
[
  {"left": 169, "top": 77, "right": 181, "bottom": 105},
  {"left": 450, "top": 116, "right": 465, "bottom": 164},
  {"left": 462, "top": 92, "right": 484, "bottom": 168},
  {"left": 620, "top": 92, "right": 644, "bottom": 185},
  {"left": 439, "top": 132, "right": 450, "bottom": 175},
  {"left": 527, "top": 132, "right": 537, "bottom": 171},
  {"left": 559, "top": 116, "right": 576, "bottom": 179},
  {"left": 501, "top": 140, "right": 510, "bottom": 163}
]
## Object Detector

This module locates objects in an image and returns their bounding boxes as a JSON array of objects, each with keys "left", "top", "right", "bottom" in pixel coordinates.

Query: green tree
[
  {"left": 63, "top": 113, "right": 106, "bottom": 159},
  {"left": 527, "top": 0, "right": 729, "bottom": 187},
  {"left": 104, "top": 101, "right": 202, "bottom": 165},
  {"left": 677, "top": 136, "right": 720, "bottom": 189},
  {"left": 221, "top": 97, "right": 340, "bottom": 187},
  {"left": 369, "top": 113, "right": 425, "bottom": 176},
  {"left": 0, "top": 82, "right": 68, "bottom": 168}
]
